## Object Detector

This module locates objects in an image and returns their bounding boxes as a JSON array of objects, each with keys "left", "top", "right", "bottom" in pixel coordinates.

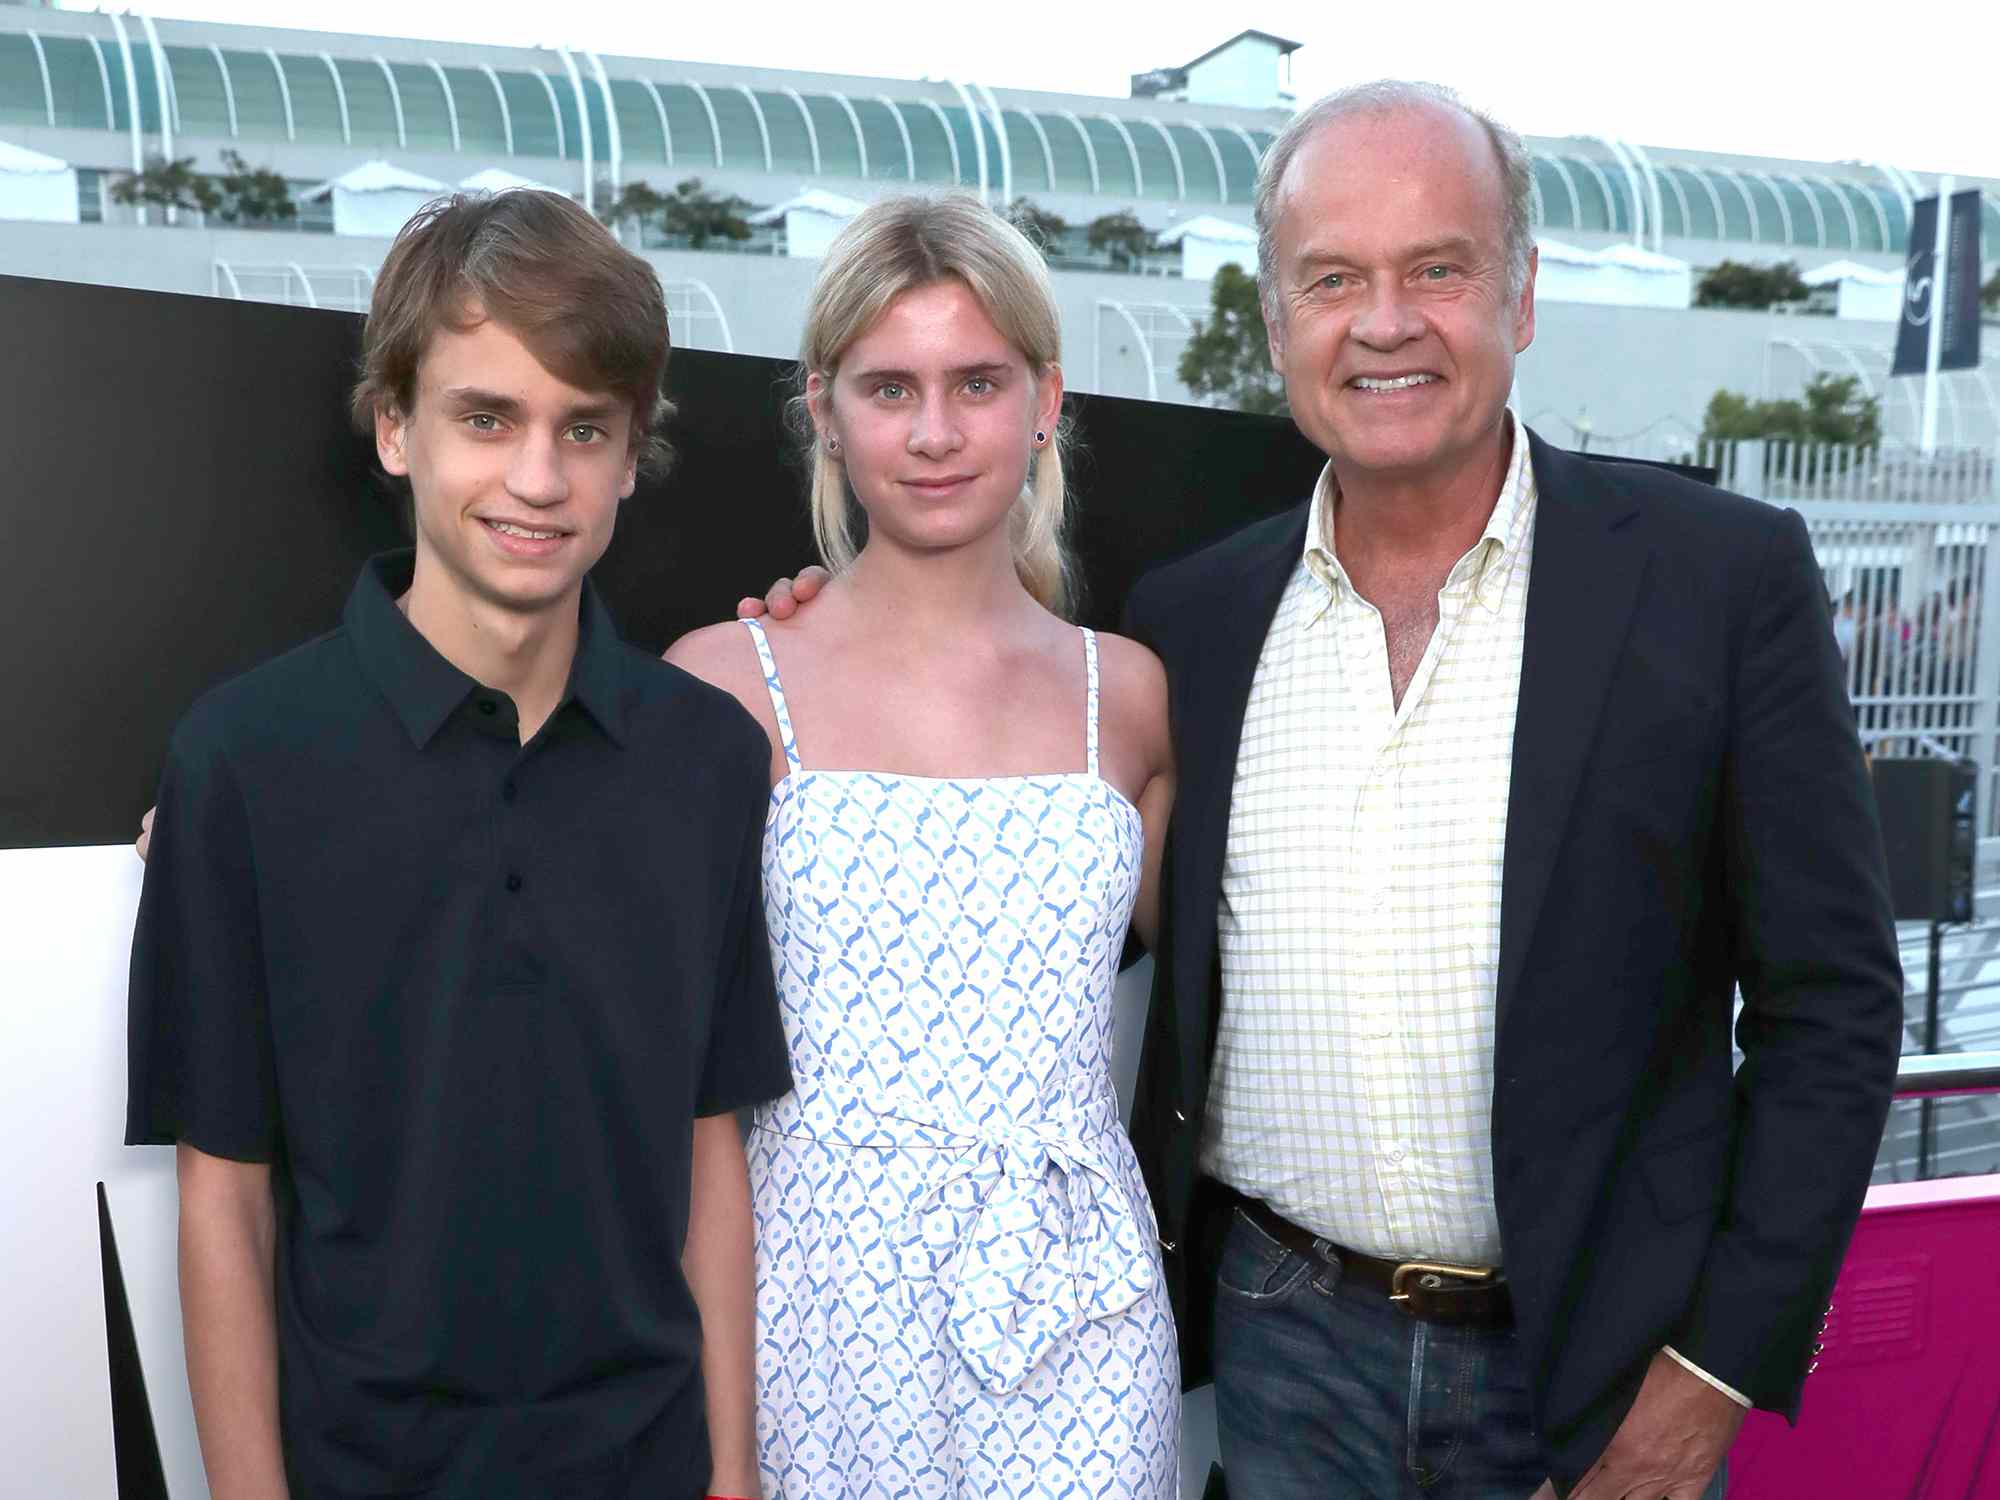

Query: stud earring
[
  {"left": 1034, "top": 430, "right": 1047, "bottom": 446},
  {"left": 826, "top": 434, "right": 840, "bottom": 453}
]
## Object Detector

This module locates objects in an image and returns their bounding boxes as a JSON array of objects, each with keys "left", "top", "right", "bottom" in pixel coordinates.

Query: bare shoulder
[
  {"left": 1091, "top": 630, "right": 1170, "bottom": 765},
  {"left": 662, "top": 619, "right": 775, "bottom": 744}
]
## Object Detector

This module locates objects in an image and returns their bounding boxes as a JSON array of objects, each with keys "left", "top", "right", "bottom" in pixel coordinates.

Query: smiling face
[
  {"left": 376, "top": 310, "right": 638, "bottom": 619},
  {"left": 1266, "top": 102, "right": 1535, "bottom": 489},
  {"left": 812, "top": 277, "right": 1061, "bottom": 570}
]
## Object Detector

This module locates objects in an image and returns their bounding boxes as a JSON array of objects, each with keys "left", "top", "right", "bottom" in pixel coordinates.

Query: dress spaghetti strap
[
  {"left": 740, "top": 617, "right": 803, "bottom": 775},
  {"left": 1081, "top": 627, "right": 1101, "bottom": 778}
]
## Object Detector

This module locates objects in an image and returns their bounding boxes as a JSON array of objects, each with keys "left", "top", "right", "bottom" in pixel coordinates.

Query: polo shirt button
[
  {"left": 505, "top": 872, "right": 523, "bottom": 893},
  {"left": 502, "top": 779, "right": 517, "bottom": 803},
  {"left": 479, "top": 699, "right": 497, "bottom": 716}
]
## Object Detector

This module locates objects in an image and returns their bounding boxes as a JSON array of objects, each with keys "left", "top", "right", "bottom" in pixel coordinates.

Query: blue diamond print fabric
[{"left": 740, "top": 618, "right": 1179, "bottom": 1499}]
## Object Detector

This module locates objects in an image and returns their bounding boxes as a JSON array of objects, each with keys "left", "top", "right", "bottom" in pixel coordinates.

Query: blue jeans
[{"left": 1211, "top": 1208, "right": 1728, "bottom": 1500}]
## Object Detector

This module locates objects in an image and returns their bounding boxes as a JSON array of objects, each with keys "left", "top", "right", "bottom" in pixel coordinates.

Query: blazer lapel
[
  {"left": 1496, "top": 434, "right": 1650, "bottom": 1038},
  {"left": 1173, "top": 504, "right": 1310, "bottom": 1094}
]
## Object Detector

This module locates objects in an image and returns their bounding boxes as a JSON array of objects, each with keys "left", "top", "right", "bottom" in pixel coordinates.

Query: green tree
[
  {"left": 1700, "top": 372, "right": 1881, "bottom": 449},
  {"left": 1176, "top": 262, "right": 1287, "bottom": 416},
  {"left": 601, "top": 179, "right": 669, "bottom": 232},
  {"left": 1006, "top": 197, "right": 1069, "bottom": 257},
  {"left": 212, "top": 150, "right": 295, "bottom": 225},
  {"left": 1694, "top": 259, "right": 1809, "bottom": 310},
  {"left": 1085, "top": 210, "right": 1152, "bottom": 271},
  {"left": 664, "top": 178, "right": 752, "bottom": 248},
  {"left": 110, "top": 155, "right": 220, "bottom": 217}
]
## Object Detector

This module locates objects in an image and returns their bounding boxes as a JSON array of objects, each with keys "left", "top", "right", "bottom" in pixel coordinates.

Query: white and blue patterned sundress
[{"left": 739, "top": 617, "right": 1179, "bottom": 1500}]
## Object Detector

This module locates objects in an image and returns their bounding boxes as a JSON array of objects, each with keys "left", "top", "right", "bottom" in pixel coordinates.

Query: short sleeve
[
  {"left": 126, "top": 718, "right": 279, "bottom": 1160},
  {"left": 694, "top": 746, "right": 792, "bottom": 1117}
]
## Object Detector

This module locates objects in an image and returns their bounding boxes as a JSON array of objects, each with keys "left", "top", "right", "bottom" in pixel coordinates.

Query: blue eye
[
  {"left": 877, "top": 383, "right": 905, "bottom": 400},
  {"left": 1423, "top": 264, "right": 1451, "bottom": 280},
  {"left": 467, "top": 413, "right": 499, "bottom": 431},
  {"left": 567, "top": 424, "right": 603, "bottom": 444},
  {"left": 966, "top": 376, "right": 992, "bottom": 395}
]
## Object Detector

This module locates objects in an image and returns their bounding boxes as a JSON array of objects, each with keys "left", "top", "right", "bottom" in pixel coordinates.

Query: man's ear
[
  {"left": 619, "top": 448, "right": 639, "bottom": 501},
  {"left": 375, "top": 404, "right": 410, "bottom": 476},
  {"left": 1514, "top": 245, "right": 1538, "bottom": 354}
]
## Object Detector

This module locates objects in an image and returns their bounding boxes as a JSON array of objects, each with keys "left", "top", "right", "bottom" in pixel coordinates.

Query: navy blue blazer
[{"left": 1121, "top": 428, "right": 1903, "bottom": 1491}]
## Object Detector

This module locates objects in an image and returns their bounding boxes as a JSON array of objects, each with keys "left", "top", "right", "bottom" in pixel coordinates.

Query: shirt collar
[
  {"left": 1302, "top": 413, "right": 1536, "bottom": 618},
  {"left": 344, "top": 550, "right": 630, "bottom": 750}
]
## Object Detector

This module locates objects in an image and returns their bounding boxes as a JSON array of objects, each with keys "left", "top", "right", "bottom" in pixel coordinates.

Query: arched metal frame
[
  {"left": 1219, "top": 122, "right": 1261, "bottom": 169},
  {"left": 86, "top": 36, "right": 117, "bottom": 139},
  {"left": 1849, "top": 179, "right": 1891, "bottom": 251},
  {"left": 827, "top": 91, "right": 868, "bottom": 180},
  {"left": 136, "top": 13, "right": 175, "bottom": 163},
  {"left": 208, "top": 44, "right": 239, "bottom": 137},
  {"left": 1100, "top": 299, "right": 1159, "bottom": 400},
  {"left": 776, "top": 86, "right": 822, "bottom": 174},
  {"left": 1582, "top": 136, "right": 1645, "bottom": 246},
  {"left": 1709, "top": 164, "right": 1761, "bottom": 242},
  {"left": 729, "top": 83, "right": 773, "bottom": 172},
  {"left": 1746, "top": 169, "right": 1795, "bottom": 244},
  {"left": 1054, "top": 110, "right": 1100, "bottom": 193},
  {"left": 1096, "top": 113, "right": 1144, "bottom": 197},
  {"left": 1572, "top": 155, "right": 1621, "bottom": 234},
  {"left": 1867, "top": 160, "right": 1916, "bottom": 244},
  {"left": 1009, "top": 108, "right": 1056, "bottom": 192},
  {"left": 373, "top": 57, "right": 407, "bottom": 149},
  {"left": 1678, "top": 164, "right": 1729, "bottom": 241},
  {"left": 663, "top": 277, "right": 736, "bottom": 353},
  {"left": 1812, "top": 174, "right": 1863, "bottom": 250},
  {"left": 316, "top": 52, "right": 353, "bottom": 145},
  {"left": 1183, "top": 121, "right": 1229, "bottom": 202},
  {"left": 682, "top": 80, "right": 724, "bottom": 168},
  {"left": 874, "top": 95, "right": 916, "bottom": 181},
  {"left": 913, "top": 97, "right": 961, "bottom": 184},
  {"left": 264, "top": 47, "right": 295, "bottom": 142},
  {"left": 1537, "top": 153, "right": 1583, "bottom": 228},
  {"left": 1139, "top": 116, "right": 1186, "bottom": 200},
  {"left": 530, "top": 69, "right": 566, "bottom": 160},
  {"left": 946, "top": 81, "right": 988, "bottom": 198},
  {"left": 1094, "top": 300, "right": 1197, "bottom": 402},
  {"left": 1527, "top": 170, "right": 1544, "bottom": 226},
  {"left": 1623, "top": 140, "right": 1667, "bottom": 251},
  {"left": 24, "top": 31, "right": 53, "bottom": 126},
  {"left": 1780, "top": 170, "right": 1827, "bottom": 248},
  {"left": 1654, "top": 163, "right": 1692, "bottom": 241},
  {"left": 554, "top": 48, "right": 595, "bottom": 209},
  {"left": 477, "top": 63, "right": 512, "bottom": 155},
  {"left": 426, "top": 59, "right": 460, "bottom": 152},
  {"left": 105, "top": 12, "right": 146, "bottom": 207},
  {"left": 974, "top": 82, "right": 1011, "bottom": 205},
  {"left": 584, "top": 50, "right": 621, "bottom": 195},
  {"left": 638, "top": 78, "right": 673, "bottom": 167}
]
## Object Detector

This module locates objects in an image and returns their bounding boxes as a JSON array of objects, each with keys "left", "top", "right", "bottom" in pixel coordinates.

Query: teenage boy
[{"left": 127, "top": 190, "right": 787, "bottom": 1500}]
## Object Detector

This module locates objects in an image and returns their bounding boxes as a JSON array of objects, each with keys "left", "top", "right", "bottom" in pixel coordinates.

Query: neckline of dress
[{"left": 770, "top": 766, "right": 1144, "bottom": 822}]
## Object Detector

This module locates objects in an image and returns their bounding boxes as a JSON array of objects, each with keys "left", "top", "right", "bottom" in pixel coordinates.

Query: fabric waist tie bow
[{"left": 768, "top": 1080, "right": 1157, "bottom": 1395}]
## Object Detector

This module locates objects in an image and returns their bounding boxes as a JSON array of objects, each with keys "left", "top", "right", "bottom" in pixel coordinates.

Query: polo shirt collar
[{"left": 344, "top": 550, "right": 630, "bottom": 750}]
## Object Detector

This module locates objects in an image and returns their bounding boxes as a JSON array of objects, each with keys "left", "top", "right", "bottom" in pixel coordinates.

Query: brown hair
[{"left": 350, "top": 189, "right": 675, "bottom": 476}]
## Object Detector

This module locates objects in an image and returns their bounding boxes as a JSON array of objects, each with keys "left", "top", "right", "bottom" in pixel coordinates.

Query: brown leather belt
[{"left": 1233, "top": 1193, "right": 1514, "bottom": 1331}]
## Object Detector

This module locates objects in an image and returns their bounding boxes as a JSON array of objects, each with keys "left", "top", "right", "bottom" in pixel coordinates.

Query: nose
[
  {"left": 1349, "top": 281, "right": 1425, "bottom": 350},
  {"left": 906, "top": 390, "right": 962, "bottom": 458},
  {"left": 506, "top": 427, "right": 570, "bottom": 507}
]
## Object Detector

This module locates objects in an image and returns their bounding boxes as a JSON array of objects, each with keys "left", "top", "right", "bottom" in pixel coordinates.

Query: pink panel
[{"left": 1729, "top": 1174, "right": 2000, "bottom": 1498}]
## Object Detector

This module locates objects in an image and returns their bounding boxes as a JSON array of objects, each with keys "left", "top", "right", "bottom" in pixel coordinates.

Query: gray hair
[{"left": 1253, "top": 80, "right": 1534, "bottom": 324}]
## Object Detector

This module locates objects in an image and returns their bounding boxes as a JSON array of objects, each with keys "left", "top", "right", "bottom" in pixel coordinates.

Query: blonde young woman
[{"left": 667, "top": 195, "right": 1179, "bottom": 1498}]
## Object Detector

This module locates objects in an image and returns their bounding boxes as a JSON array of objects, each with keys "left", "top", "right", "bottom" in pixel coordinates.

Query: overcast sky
[{"left": 65, "top": 0, "right": 2000, "bottom": 181}]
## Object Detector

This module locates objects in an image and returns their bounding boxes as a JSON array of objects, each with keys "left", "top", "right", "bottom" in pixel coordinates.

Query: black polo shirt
[{"left": 128, "top": 551, "right": 791, "bottom": 1500}]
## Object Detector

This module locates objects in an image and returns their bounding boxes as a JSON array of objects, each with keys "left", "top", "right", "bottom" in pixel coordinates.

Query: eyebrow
[
  {"left": 440, "top": 386, "right": 623, "bottom": 422},
  {"left": 1291, "top": 236, "right": 1482, "bottom": 273},
  {"left": 847, "top": 361, "right": 1014, "bottom": 384}
]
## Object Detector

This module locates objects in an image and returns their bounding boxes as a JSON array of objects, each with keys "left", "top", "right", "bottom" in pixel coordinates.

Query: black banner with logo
[{"left": 1892, "top": 189, "right": 1984, "bottom": 377}]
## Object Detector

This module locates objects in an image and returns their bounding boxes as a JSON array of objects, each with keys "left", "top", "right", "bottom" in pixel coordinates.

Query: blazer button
[
  {"left": 1159, "top": 1238, "right": 1179, "bottom": 1254},
  {"left": 1174, "top": 1108, "right": 1187, "bottom": 1124},
  {"left": 1808, "top": 1360, "right": 1820, "bottom": 1374}
]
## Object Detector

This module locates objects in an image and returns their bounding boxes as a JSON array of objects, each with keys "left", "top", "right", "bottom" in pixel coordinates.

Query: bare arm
[
  {"left": 684, "top": 1113, "right": 761, "bottom": 1498},
  {"left": 177, "top": 1143, "right": 287, "bottom": 1500},
  {"left": 1132, "top": 763, "right": 1175, "bottom": 952}
]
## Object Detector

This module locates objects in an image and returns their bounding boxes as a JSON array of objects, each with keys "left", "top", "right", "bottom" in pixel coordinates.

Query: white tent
[
  {"left": 300, "top": 160, "right": 448, "bottom": 237},
  {"left": 0, "top": 139, "right": 81, "bottom": 224},
  {"left": 1536, "top": 237, "right": 1693, "bottom": 309},
  {"left": 747, "top": 189, "right": 864, "bottom": 259},
  {"left": 458, "top": 168, "right": 563, "bottom": 196},
  {"left": 1153, "top": 214, "right": 1258, "bottom": 282},
  {"left": 1803, "top": 259, "right": 1905, "bottom": 323}
]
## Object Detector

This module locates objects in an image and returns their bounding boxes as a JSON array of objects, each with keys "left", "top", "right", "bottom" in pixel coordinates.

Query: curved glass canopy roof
[{"left": 1, "top": 21, "right": 1979, "bottom": 250}]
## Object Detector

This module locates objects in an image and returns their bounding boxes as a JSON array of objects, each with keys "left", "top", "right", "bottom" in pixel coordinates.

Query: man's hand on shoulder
[
  {"left": 735, "top": 565, "right": 831, "bottom": 622},
  {"left": 1564, "top": 1350, "right": 1745, "bottom": 1499},
  {"left": 136, "top": 804, "right": 155, "bottom": 862}
]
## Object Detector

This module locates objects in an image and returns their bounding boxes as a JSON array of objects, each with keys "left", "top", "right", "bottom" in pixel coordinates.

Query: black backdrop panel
[{"left": 1, "top": 274, "right": 1318, "bottom": 849}]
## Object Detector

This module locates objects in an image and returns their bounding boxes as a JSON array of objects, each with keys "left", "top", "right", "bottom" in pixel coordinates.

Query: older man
[{"left": 1119, "top": 82, "right": 1902, "bottom": 1498}]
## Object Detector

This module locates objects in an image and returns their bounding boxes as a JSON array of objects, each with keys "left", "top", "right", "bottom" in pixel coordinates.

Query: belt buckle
[{"left": 1389, "top": 1260, "right": 1497, "bottom": 1315}]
